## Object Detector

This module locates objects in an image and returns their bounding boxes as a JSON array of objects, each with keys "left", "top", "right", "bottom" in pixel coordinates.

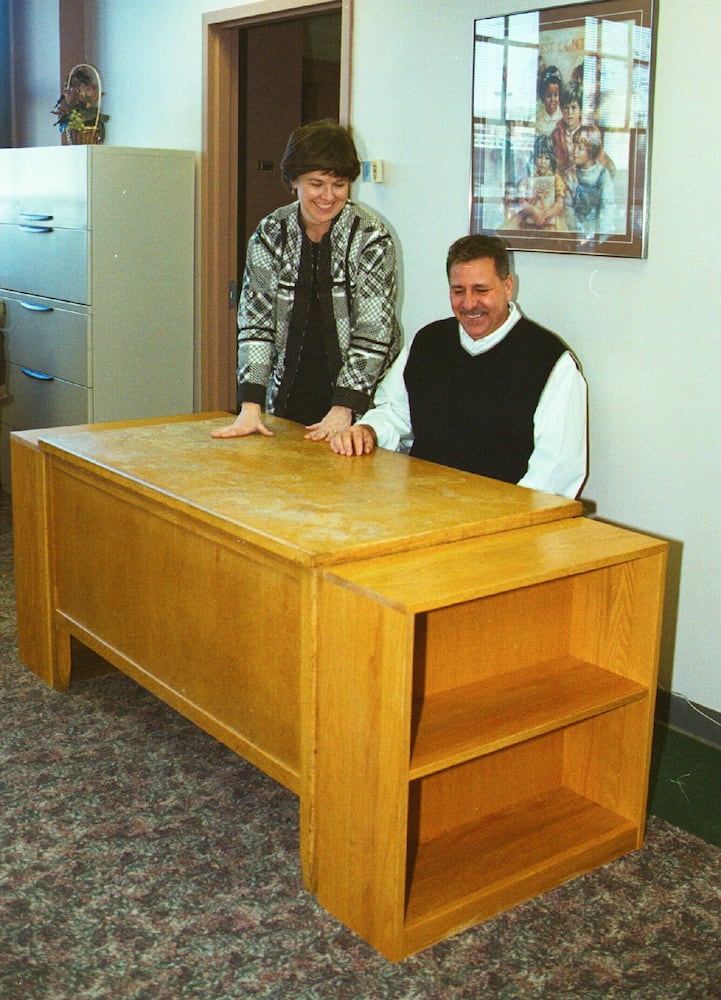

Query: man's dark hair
[
  {"left": 280, "top": 120, "right": 361, "bottom": 188},
  {"left": 446, "top": 234, "right": 510, "bottom": 280}
]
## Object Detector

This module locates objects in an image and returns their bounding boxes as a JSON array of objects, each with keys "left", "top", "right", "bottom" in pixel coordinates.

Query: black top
[
  {"left": 276, "top": 228, "right": 340, "bottom": 425},
  {"left": 404, "top": 316, "right": 567, "bottom": 483}
]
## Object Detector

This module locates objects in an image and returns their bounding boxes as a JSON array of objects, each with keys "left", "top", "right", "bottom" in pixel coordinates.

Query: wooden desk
[{"left": 11, "top": 414, "right": 667, "bottom": 960}]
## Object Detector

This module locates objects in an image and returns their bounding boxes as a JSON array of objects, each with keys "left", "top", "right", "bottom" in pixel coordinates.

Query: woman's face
[{"left": 293, "top": 170, "right": 350, "bottom": 237}]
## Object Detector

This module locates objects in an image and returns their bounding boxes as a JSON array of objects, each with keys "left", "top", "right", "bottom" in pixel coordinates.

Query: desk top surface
[{"left": 35, "top": 413, "right": 581, "bottom": 566}]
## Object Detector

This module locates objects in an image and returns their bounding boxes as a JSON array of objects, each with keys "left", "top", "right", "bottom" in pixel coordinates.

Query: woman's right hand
[{"left": 211, "top": 402, "right": 274, "bottom": 439}]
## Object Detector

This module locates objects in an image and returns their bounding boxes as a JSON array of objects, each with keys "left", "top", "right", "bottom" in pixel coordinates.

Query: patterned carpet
[{"left": 1, "top": 490, "right": 720, "bottom": 999}]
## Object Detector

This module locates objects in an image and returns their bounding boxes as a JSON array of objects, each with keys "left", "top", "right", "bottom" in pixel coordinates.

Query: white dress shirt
[{"left": 361, "top": 302, "right": 588, "bottom": 498}]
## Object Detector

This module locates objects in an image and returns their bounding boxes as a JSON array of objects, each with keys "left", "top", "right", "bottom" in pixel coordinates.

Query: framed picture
[{"left": 470, "top": 0, "right": 658, "bottom": 257}]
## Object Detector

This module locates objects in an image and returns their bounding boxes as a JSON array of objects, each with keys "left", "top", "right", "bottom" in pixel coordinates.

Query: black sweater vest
[{"left": 404, "top": 316, "right": 566, "bottom": 482}]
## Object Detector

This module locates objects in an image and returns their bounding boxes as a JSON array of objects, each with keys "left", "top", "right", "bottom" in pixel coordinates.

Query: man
[{"left": 329, "top": 234, "right": 587, "bottom": 498}]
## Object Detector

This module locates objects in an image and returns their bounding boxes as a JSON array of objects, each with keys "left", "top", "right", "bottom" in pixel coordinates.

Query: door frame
[{"left": 201, "top": 0, "right": 351, "bottom": 411}]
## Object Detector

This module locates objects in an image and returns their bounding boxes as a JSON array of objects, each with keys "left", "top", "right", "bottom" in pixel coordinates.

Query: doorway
[
  {"left": 239, "top": 14, "right": 341, "bottom": 259},
  {"left": 201, "top": 1, "right": 350, "bottom": 413}
]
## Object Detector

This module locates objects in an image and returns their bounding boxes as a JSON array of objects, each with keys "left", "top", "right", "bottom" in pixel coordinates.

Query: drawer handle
[
  {"left": 20, "top": 213, "right": 54, "bottom": 222},
  {"left": 20, "top": 301, "right": 54, "bottom": 312},
  {"left": 21, "top": 367, "right": 54, "bottom": 381},
  {"left": 20, "top": 225, "right": 53, "bottom": 234}
]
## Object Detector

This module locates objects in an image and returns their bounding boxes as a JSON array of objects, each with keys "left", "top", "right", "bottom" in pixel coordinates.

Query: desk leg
[
  {"left": 54, "top": 622, "right": 73, "bottom": 692},
  {"left": 298, "top": 570, "right": 320, "bottom": 896},
  {"left": 11, "top": 432, "right": 58, "bottom": 688}
]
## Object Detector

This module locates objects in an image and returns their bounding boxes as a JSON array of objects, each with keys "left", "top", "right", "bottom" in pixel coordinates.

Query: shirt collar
[{"left": 458, "top": 301, "right": 521, "bottom": 356}]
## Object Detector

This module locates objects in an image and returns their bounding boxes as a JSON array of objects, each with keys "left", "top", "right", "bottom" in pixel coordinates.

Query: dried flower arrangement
[{"left": 52, "top": 64, "right": 109, "bottom": 144}]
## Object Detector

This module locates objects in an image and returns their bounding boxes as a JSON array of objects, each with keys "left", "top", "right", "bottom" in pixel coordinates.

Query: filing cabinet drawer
[
  {"left": 3, "top": 362, "right": 90, "bottom": 430},
  {"left": 0, "top": 224, "right": 89, "bottom": 303},
  {"left": 1, "top": 291, "right": 89, "bottom": 385},
  {"left": 0, "top": 146, "right": 89, "bottom": 228}
]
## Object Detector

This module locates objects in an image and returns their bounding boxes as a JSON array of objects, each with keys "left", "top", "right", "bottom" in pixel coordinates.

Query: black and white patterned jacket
[{"left": 236, "top": 200, "right": 401, "bottom": 416}]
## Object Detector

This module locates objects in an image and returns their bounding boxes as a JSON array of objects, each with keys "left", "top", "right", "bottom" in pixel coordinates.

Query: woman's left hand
[{"left": 304, "top": 405, "right": 353, "bottom": 441}]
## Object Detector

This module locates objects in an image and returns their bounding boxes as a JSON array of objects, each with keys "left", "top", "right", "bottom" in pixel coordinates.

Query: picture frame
[{"left": 470, "top": 0, "right": 658, "bottom": 258}]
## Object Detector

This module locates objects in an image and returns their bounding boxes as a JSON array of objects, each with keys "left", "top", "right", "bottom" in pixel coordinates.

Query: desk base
[{"left": 11, "top": 417, "right": 666, "bottom": 959}]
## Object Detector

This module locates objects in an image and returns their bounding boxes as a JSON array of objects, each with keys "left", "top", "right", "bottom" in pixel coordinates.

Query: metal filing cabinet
[{"left": 0, "top": 145, "right": 195, "bottom": 489}]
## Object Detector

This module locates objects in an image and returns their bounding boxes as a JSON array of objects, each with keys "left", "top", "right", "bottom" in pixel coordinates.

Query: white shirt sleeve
[
  {"left": 517, "top": 351, "right": 588, "bottom": 498},
  {"left": 359, "top": 344, "right": 414, "bottom": 453}
]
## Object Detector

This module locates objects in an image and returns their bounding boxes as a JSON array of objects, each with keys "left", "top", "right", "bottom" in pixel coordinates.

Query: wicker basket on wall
[
  {"left": 60, "top": 64, "right": 106, "bottom": 146},
  {"left": 62, "top": 123, "right": 104, "bottom": 145}
]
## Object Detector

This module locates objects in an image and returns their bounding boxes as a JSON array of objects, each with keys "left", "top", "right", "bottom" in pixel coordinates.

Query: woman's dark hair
[
  {"left": 280, "top": 120, "right": 361, "bottom": 188},
  {"left": 446, "top": 235, "right": 510, "bottom": 280}
]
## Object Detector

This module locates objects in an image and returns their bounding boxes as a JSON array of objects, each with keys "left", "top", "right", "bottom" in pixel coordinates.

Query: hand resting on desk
[
  {"left": 211, "top": 402, "right": 274, "bottom": 439},
  {"left": 329, "top": 424, "right": 378, "bottom": 456}
]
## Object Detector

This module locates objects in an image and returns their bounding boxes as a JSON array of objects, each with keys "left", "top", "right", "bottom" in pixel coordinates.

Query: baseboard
[{"left": 655, "top": 689, "right": 721, "bottom": 749}]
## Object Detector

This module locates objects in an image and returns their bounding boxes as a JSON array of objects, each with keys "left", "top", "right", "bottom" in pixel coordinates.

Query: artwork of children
[
  {"left": 470, "top": 1, "right": 656, "bottom": 256},
  {"left": 502, "top": 61, "right": 620, "bottom": 240},
  {"left": 504, "top": 135, "right": 567, "bottom": 231},
  {"left": 565, "top": 125, "right": 615, "bottom": 236},
  {"left": 536, "top": 66, "right": 562, "bottom": 137},
  {"left": 551, "top": 79, "right": 583, "bottom": 175}
]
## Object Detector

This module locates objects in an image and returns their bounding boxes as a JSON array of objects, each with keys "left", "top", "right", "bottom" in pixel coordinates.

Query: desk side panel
[
  {"left": 315, "top": 578, "right": 414, "bottom": 958},
  {"left": 49, "top": 460, "right": 303, "bottom": 792}
]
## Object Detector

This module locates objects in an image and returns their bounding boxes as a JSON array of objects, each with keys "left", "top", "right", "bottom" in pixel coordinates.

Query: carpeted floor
[{"left": 1, "top": 490, "right": 720, "bottom": 999}]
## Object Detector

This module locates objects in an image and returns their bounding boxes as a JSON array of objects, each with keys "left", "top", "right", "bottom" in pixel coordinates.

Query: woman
[{"left": 212, "top": 120, "right": 401, "bottom": 442}]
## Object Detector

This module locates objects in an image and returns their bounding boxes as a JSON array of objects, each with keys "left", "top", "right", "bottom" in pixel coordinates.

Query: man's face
[{"left": 449, "top": 257, "right": 514, "bottom": 341}]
